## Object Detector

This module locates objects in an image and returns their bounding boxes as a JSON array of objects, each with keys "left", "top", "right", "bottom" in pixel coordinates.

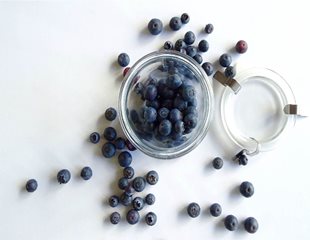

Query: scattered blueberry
[
  {"left": 148, "top": 18, "right": 163, "bottom": 35},
  {"left": 219, "top": 53, "right": 232, "bottom": 67},
  {"left": 145, "top": 193, "right": 156, "bottom": 205},
  {"left": 117, "top": 53, "right": 130, "bottom": 67},
  {"left": 102, "top": 142, "right": 116, "bottom": 158},
  {"left": 89, "top": 132, "right": 100, "bottom": 144},
  {"left": 235, "top": 150, "right": 248, "bottom": 165},
  {"left": 164, "top": 41, "right": 174, "bottom": 50},
  {"left": 186, "top": 46, "right": 197, "bottom": 58},
  {"left": 240, "top": 181, "right": 254, "bottom": 198},
  {"left": 125, "top": 139, "right": 136, "bottom": 151},
  {"left": 114, "top": 137, "right": 126, "bottom": 150},
  {"left": 105, "top": 107, "right": 117, "bottom": 121},
  {"left": 181, "top": 13, "right": 190, "bottom": 24},
  {"left": 132, "top": 177, "right": 146, "bottom": 192},
  {"left": 80, "top": 166, "right": 93, "bottom": 180},
  {"left": 175, "top": 39, "right": 186, "bottom": 51},
  {"left": 57, "top": 169, "right": 71, "bottom": 184},
  {"left": 210, "top": 203, "right": 222, "bottom": 217},
  {"left": 25, "top": 179, "right": 38, "bottom": 192},
  {"left": 109, "top": 195, "right": 119, "bottom": 207},
  {"left": 110, "top": 212, "right": 121, "bottom": 225},
  {"left": 201, "top": 62, "right": 214, "bottom": 76},
  {"left": 169, "top": 16, "right": 182, "bottom": 31},
  {"left": 244, "top": 217, "right": 259, "bottom": 233},
  {"left": 145, "top": 212, "right": 157, "bottom": 226},
  {"left": 118, "top": 151, "right": 132, "bottom": 168},
  {"left": 123, "top": 166, "right": 135, "bottom": 179},
  {"left": 132, "top": 197, "right": 145, "bottom": 211},
  {"left": 126, "top": 209, "right": 140, "bottom": 225},
  {"left": 120, "top": 192, "right": 132, "bottom": 206},
  {"left": 103, "top": 127, "right": 117, "bottom": 141},
  {"left": 124, "top": 185, "right": 135, "bottom": 196},
  {"left": 184, "top": 31, "right": 195, "bottom": 45},
  {"left": 224, "top": 215, "right": 238, "bottom": 231},
  {"left": 158, "top": 119, "right": 172, "bottom": 136},
  {"left": 187, "top": 202, "right": 201, "bottom": 218},
  {"left": 146, "top": 170, "right": 159, "bottom": 185},
  {"left": 204, "top": 23, "right": 214, "bottom": 34},
  {"left": 198, "top": 40, "right": 209, "bottom": 52},
  {"left": 123, "top": 67, "right": 130, "bottom": 77},
  {"left": 212, "top": 157, "right": 223, "bottom": 170},
  {"left": 193, "top": 54, "right": 203, "bottom": 64},
  {"left": 235, "top": 40, "right": 248, "bottom": 54},
  {"left": 225, "top": 66, "right": 236, "bottom": 78},
  {"left": 169, "top": 108, "right": 183, "bottom": 123},
  {"left": 118, "top": 177, "right": 129, "bottom": 190}
]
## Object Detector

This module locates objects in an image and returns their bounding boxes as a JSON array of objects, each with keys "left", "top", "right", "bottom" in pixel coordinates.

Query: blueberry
[
  {"left": 126, "top": 209, "right": 140, "bottom": 225},
  {"left": 210, "top": 203, "right": 222, "bottom": 217},
  {"left": 110, "top": 212, "right": 121, "bottom": 225},
  {"left": 123, "top": 67, "right": 130, "bottom": 77},
  {"left": 186, "top": 46, "right": 197, "bottom": 58},
  {"left": 102, "top": 142, "right": 116, "bottom": 158},
  {"left": 240, "top": 181, "right": 254, "bottom": 198},
  {"left": 175, "top": 39, "right": 186, "bottom": 51},
  {"left": 120, "top": 192, "right": 132, "bottom": 206},
  {"left": 143, "top": 107, "right": 157, "bottom": 123},
  {"left": 117, "top": 53, "right": 130, "bottom": 67},
  {"left": 193, "top": 54, "right": 203, "bottom": 64},
  {"left": 173, "top": 96, "right": 188, "bottom": 111},
  {"left": 80, "top": 166, "right": 92, "bottom": 180},
  {"left": 148, "top": 18, "right": 163, "bottom": 35},
  {"left": 132, "top": 177, "right": 146, "bottom": 192},
  {"left": 145, "top": 212, "right": 157, "bottom": 226},
  {"left": 244, "top": 217, "right": 259, "bottom": 233},
  {"left": 219, "top": 53, "right": 232, "bottom": 67},
  {"left": 188, "top": 98, "right": 197, "bottom": 107},
  {"left": 114, "top": 137, "right": 126, "bottom": 150},
  {"left": 224, "top": 215, "right": 238, "bottom": 231},
  {"left": 238, "top": 154, "right": 248, "bottom": 165},
  {"left": 130, "top": 109, "right": 140, "bottom": 124},
  {"left": 103, "top": 127, "right": 117, "bottom": 141},
  {"left": 169, "top": 108, "right": 183, "bottom": 123},
  {"left": 167, "top": 74, "right": 182, "bottom": 90},
  {"left": 204, "top": 23, "right": 214, "bottom": 34},
  {"left": 235, "top": 40, "right": 248, "bottom": 54},
  {"left": 134, "top": 82, "right": 144, "bottom": 96},
  {"left": 184, "top": 31, "right": 195, "bottom": 45},
  {"left": 187, "top": 202, "right": 201, "bottom": 218},
  {"left": 123, "top": 166, "right": 135, "bottom": 179},
  {"left": 198, "top": 40, "right": 209, "bottom": 52},
  {"left": 201, "top": 62, "right": 214, "bottom": 76},
  {"left": 105, "top": 107, "right": 117, "bottom": 121},
  {"left": 124, "top": 185, "right": 135, "bottom": 196},
  {"left": 145, "top": 193, "right": 156, "bottom": 205},
  {"left": 174, "top": 120, "right": 185, "bottom": 133},
  {"left": 161, "top": 99, "right": 173, "bottom": 109},
  {"left": 89, "top": 132, "right": 100, "bottom": 144},
  {"left": 57, "top": 169, "right": 71, "bottom": 184},
  {"left": 169, "top": 16, "right": 182, "bottom": 31},
  {"left": 118, "top": 151, "right": 132, "bottom": 168},
  {"left": 125, "top": 139, "right": 136, "bottom": 151},
  {"left": 132, "top": 197, "right": 145, "bottom": 211},
  {"left": 25, "top": 179, "right": 38, "bottom": 192},
  {"left": 164, "top": 41, "right": 174, "bottom": 50},
  {"left": 146, "top": 100, "right": 160, "bottom": 110},
  {"left": 157, "top": 107, "right": 170, "bottom": 121},
  {"left": 159, "top": 87, "right": 174, "bottom": 99},
  {"left": 118, "top": 177, "right": 129, "bottom": 190},
  {"left": 212, "top": 157, "right": 223, "bottom": 170},
  {"left": 158, "top": 119, "right": 172, "bottom": 136},
  {"left": 184, "top": 113, "right": 197, "bottom": 129},
  {"left": 146, "top": 170, "right": 159, "bottom": 185},
  {"left": 181, "top": 13, "right": 190, "bottom": 24},
  {"left": 180, "top": 85, "right": 195, "bottom": 101},
  {"left": 144, "top": 84, "right": 157, "bottom": 101},
  {"left": 225, "top": 66, "right": 236, "bottom": 78},
  {"left": 109, "top": 195, "right": 119, "bottom": 207},
  {"left": 184, "top": 106, "right": 198, "bottom": 117}
]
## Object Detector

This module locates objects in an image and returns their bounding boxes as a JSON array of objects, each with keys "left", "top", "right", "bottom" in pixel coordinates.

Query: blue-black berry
[
  {"left": 114, "top": 137, "right": 126, "bottom": 150},
  {"left": 57, "top": 169, "right": 71, "bottom": 184},
  {"left": 244, "top": 217, "right": 259, "bottom": 233},
  {"left": 25, "top": 179, "right": 38, "bottom": 192},
  {"left": 80, "top": 166, "right": 92, "bottom": 180},
  {"left": 145, "top": 212, "right": 157, "bottom": 226},
  {"left": 144, "top": 84, "right": 157, "bottom": 101},
  {"left": 109, "top": 195, "right": 119, "bottom": 207},
  {"left": 198, "top": 40, "right": 209, "bottom": 52},
  {"left": 219, "top": 53, "right": 232, "bottom": 67},
  {"left": 102, "top": 142, "right": 116, "bottom": 158},
  {"left": 202, "top": 62, "right": 214, "bottom": 76},
  {"left": 225, "top": 66, "right": 236, "bottom": 78},
  {"left": 193, "top": 54, "right": 203, "bottom": 64},
  {"left": 118, "top": 177, "right": 129, "bottom": 190},
  {"left": 158, "top": 119, "right": 172, "bottom": 136},
  {"left": 125, "top": 139, "right": 136, "bottom": 151},
  {"left": 117, "top": 53, "right": 130, "bottom": 67},
  {"left": 204, "top": 23, "right": 214, "bottom": 34},
  {"left": 89, "top": 132, "right": 100, "bottom": 144},
  {"left": 187, "top": 202, "right": 201, "bottom": 218},
  {"left": 143, "top": 107, "right": 157, "bottom": 123},
  {"left": 126, "top": 209, "right": 140, "bottom": 225},
  {"left": 110, "top": 212, "right": 121, "bottom": 224},
  {"left": 164, "top": 41, "right": 174, "bottom": 50},
  {"left": 210, "top": 203, "right": 222, "bottom": 217},
  {"left": 186, "top": 46, "right": 197, "bottom": 58},
  {"left": 181, "top": 13, "right": 190, "bottom": 24},
  {"left": 120, "top": 192, "right": 132, "bottom": 206},
  {"left": 132, "top": 177, "right": 146, "bottom": 192},
  {"left": 146, "top": 170, "right": 159, "bottom": 185},
  {"left": 184, "top": 31, "right": 195, "bottom": 45},
  {"left": 145, "top": 193, "right": 156, "bottom": 205},
  {"left": 212, "top": 157, "right": 223, "bottom": 169},
  {"left": 224, "top": 215, "right": 238, "bottom": 231},
  {"left": 148, "top": 18, "right": 163, "bottom": 35},
  {"left": 239, "top": 181, "right": 254, "bottom": 198},
  {"left": 169, "top": 108, "right": 182, "bottom": 123},
  {"left": 175, "top": 39, "right": 186, "bottom": 51},
  {"left": 123, "top": 166, "right": 135, "bottom": 179},
  {"left": 132, "top": 197, "right": 145, "bottom": 211},
  {"left": 105, "top": 107, "right": 117, "bottom": 121},
  {"left": 103, "top": 127, "right": 117, "bottom": 141},
  {"left": 169, "top": 17, "right": 182, "bottom": 31},
  {"left": 118, "top": 151, "right": 132, "bottom": 168}
]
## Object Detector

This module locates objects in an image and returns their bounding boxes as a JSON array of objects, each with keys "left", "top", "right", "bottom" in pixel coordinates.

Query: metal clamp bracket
[
  {"left": 213, "top": 71, "right": 241, "bottom": 94},
  {"left": 283, "top": 104, "right": 307, "bottom": 117}
]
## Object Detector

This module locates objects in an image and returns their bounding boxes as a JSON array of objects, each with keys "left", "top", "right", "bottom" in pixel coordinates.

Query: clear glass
[
  {"left": 119, "top": 51, "right": 214, "bottom": 159},
  {"left": 220, "top": 67, "right": 296, "bottom": 152}
]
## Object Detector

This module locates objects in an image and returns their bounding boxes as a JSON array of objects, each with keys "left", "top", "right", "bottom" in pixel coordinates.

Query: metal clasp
[{"left": 213, "top": 71, "right": 241, "bottom": 94}]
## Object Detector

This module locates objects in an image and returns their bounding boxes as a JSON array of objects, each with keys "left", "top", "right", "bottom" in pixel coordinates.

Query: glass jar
[{"left": 118, "top": 51, "right": 214, "bottom": 159}]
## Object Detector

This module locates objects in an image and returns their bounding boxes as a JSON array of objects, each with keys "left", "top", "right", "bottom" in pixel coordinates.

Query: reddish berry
[
  {"left": 235, "top": 40, "right": 248, "bottom": 54},
  {"left": 123, "top": 67, "right": 131, "bottom": 77}
]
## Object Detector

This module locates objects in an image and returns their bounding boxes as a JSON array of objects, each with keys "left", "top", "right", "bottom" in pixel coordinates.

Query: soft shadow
[{"left": 229, "top": 185, "right": 241, "bottom": 201}]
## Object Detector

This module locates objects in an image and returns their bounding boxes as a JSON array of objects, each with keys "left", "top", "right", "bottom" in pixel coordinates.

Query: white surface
[{"left": 0, "top": 1, "right": 309, "bottom": 240}]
